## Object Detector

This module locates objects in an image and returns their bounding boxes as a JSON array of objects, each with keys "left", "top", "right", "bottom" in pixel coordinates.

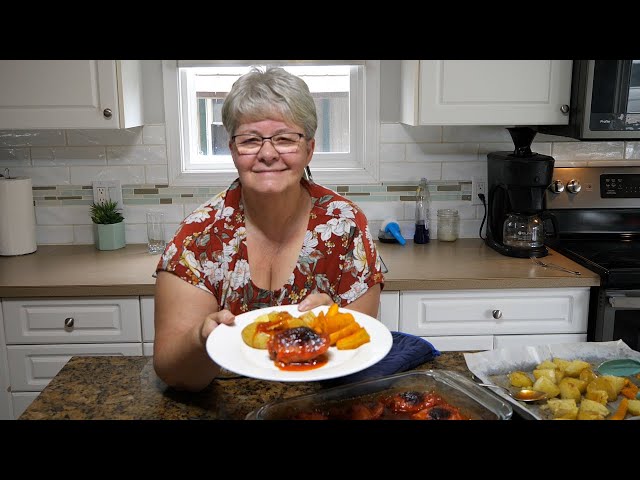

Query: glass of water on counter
[{"left": 146, "top": 211, "right": 166, "bottom": 254}]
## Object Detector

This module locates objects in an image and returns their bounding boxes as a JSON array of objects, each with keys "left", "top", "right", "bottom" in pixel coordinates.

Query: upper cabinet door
[
  {"left": 0, "top": 60, "right": 143, "bottom": 129},
  {"left": 400, "top": 60, "right": 572, "bottom": 126}
]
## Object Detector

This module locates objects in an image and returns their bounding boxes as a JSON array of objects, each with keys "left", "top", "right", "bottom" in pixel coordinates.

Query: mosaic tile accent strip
[{"left": 33, "top": 181, "right": 470, "bottom": 207}]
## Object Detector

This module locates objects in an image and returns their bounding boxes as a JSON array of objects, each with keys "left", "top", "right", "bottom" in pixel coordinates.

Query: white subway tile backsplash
[
  {"left": 66, "top": 128, "right": 143, "bottom": 146},
  {"left": 379, "top": 163, "right": 441, "bottom": 182},
  {"left": 379, "top": 143, "right": 405, "bottom": 163},
  {"left": 36, "top": 205, "right": 92, "bottom": 226},
  {"left": 552, "top": 141, "right": 624, "bottom": 160},
  {"left": 4, "top": 118, "right": 630, "bottom": 245},
  {"left": 442, "top": 161, "right": 487, "bottom": 180},
  {"left": 0, "top": 129, "right": 65, "bottom": 147},
  {"left": 9, "top": 166, "right": 70, "bottom": 186},
  {"left": 73, "top": 225, "right": 95, "bottom": 244},
  {"left": 443, "top": 126, "right": 512, "bottom": 143},
  {"left": 380, "top": 123, "right": 442, "bottom": 143},
  {"left": 142, "top": 124, "right": 166, "bottom": 145},
  {"left": 36, "top": 225, "right": 74, "bottom": 244},
  {"left": 125, "top": 223, "right": 148, "bottom": 244},
  {"left": 355, "top": 200, "right": 404, "bottom": 222},
  {"left": 0, "top": 148, "right": 30, "bottom": 164},
  {"left": 31, "top": 146, "right": 107, "bottom": 166},
  {"left": 107, "top": 145, "right": 166, "bottom": 165},
  {"left": 70, "top": 165, "right": 146, "bottom": 185},
  {"left": 407, "top": 143, "right": 478, "bottom": 163},
  {"left": 145, "top": 165, "right": 169, "bottom": 184},
  {"left": 124, "top": 204, "right": 185, "bottom": 224}
]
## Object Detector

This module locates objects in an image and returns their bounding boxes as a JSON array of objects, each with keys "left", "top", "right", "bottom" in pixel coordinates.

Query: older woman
[{"left": 153, "top": 67, "right": 384, "bottom": 391}]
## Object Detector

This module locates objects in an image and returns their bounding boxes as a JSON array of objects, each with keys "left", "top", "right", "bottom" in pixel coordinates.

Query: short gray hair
[{"left": 222, "top": 67, "right": 317, "bottom": 140}]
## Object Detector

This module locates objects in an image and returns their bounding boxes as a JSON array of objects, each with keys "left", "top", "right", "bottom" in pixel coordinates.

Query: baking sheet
[{"left": 464, "top": 340, "right": 640, "bottom": 420}]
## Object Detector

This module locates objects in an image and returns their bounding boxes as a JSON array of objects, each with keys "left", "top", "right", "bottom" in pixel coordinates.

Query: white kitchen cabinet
[
  {"left": 0, "top": 302, "right": 13, "bottom": 420},
  {"left": 399, "top": 287, "right": 589, "bottom": 352},
  {"left": 141, "top": 295, "right": 155, "bottom": 356},
  {"left": 400, "top": 60, "right": 573, "bottom": 126},
  {"left": 1, "top": 296, "right": 144, "bottom": 419},
  {"left": 378, "top": 290, "right": 399, "bottom": 331},
  {"left": 0, "top": 60, "right": 144, "bottom": 129}
]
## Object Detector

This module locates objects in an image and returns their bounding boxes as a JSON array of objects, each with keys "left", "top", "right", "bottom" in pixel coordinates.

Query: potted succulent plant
[{"left": 90, "top": 200, "right": 126, "bottom": 250}]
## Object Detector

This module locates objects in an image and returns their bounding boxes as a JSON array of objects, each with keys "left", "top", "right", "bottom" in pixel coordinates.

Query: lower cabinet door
[
  {"left": 7, "top": 343, "right": 144, "bottom": 391},
  {"left": 143, "top": 342, "right": 154, "bottom": 356},
  {"left": 378, "top": 291, "right": 399, "bottom": 331},
  {"left": 12, "top": 392, "right": 39, "bottom": 419}
]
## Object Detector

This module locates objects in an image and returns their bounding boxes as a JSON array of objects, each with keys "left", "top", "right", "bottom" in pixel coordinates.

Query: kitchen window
[{"left": 162, "top": 60, "right": 380, "bottom": 186}]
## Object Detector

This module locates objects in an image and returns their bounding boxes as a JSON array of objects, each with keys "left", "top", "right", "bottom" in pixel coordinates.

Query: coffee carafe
[{"left": 485, "top": 127, "right": 558, "bottom": 258}]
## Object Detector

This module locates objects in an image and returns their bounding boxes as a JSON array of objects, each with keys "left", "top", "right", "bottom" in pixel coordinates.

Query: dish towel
[{"left": 321, "top": 331, "right": 441, "bottom": 387}]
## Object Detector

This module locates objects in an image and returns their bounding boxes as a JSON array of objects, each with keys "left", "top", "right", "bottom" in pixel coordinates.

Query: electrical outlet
[
  {"left": 471, "top": 177, "right": 487, "bottom": 206},
  {"left": 95, "top": 186, "right": 109, "bottom": 204},
  {"left": 92, "top": 180, "right": 123, "bottom": 206}
]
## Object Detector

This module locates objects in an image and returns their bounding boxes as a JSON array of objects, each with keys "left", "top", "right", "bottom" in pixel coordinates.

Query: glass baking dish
[{"left": 246, "top": 369, "right": 513, "bottom": 420}]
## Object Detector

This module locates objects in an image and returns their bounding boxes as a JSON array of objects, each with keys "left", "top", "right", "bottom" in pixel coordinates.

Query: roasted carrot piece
[
  {"left": 324, "top": 312, "right": 356, "bottom": 335},
  {"left": 329, "top": 321, "right": 361, "bottom": 346},
  {"left": 336, "top": 327, "right": 371, "bottom": 350},
  {"left": 609, "top": 397, "right": 628, "bottom": 420},
  {"left": 620, "top": 380, "right": 639, "bottom": 400},
  {"left": 310, "top": 311, "right": 327, "bottom": 334},
  {"left": 327, "top": 302, "right": 339, "bottom": 318}
]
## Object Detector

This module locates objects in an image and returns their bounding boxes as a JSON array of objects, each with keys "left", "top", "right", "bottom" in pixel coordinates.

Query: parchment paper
[{"left": 464, "top": 340, "right": 640, "bottom": 420}]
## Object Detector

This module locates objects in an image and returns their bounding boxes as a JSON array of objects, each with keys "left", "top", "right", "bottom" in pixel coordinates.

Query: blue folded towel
[{"left": 321, "top": 331, "right": 441, "bottom": 387}]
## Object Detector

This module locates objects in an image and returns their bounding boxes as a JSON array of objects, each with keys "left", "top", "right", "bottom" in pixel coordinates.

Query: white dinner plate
[{"left": 206, "top": 304, "right": 393, "bottom": 382}]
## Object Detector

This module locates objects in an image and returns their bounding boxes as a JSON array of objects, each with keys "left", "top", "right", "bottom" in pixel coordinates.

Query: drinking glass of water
[{"left": 146, "top": 211, "right": 166, "bottom": 254}]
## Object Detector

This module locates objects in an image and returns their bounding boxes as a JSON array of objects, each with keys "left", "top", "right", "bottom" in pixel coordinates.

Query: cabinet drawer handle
[
  {"left": 560, "top": 104, "right": 570, "bottom": 114},
  {"left": 492, "top": 310, "right": 502, "bottom": 319},
  {"left": 103, "top": 108, "right": 113, "bottom": 119},
  {"left": 64, "top": 317, "right": 75, "bottom": 329}
]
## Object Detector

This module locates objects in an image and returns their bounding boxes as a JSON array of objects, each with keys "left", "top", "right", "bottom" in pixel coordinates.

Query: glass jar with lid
[{"left": 437, "top": 209, "right": 459, "bottom": 242}]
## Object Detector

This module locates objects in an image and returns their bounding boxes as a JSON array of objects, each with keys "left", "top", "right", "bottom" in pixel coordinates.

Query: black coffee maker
[{"left": 485, "top": 127, "right": 558, "bottom": 258}]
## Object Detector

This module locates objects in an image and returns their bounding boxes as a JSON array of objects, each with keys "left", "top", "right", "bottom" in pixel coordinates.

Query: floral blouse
[{"left": 156, "top": 178, "right": 384, "bottom": 315}]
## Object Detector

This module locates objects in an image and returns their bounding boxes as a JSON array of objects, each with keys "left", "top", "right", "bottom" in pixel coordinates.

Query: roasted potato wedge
[{"left": 509, "top": 371, "right": 533, "bottom": 388}]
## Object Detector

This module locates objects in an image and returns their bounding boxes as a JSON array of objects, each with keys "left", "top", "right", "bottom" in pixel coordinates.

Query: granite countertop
[
  {"left": 0, "top": 239, "right": 599, "bottom": 298},
  {"left": 19, "top": 353, "right": 474, "bottom": 420}
]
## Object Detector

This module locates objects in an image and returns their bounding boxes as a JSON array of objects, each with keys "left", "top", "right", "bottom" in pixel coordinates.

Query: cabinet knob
[
  {"left": 103, "top": 108, "right": 113, "bottom": 119},
  {"left": 64, "top": 317, "right": 75, "bottom": 329},
  {"left": 492, "top": 309, "right": 502, "bottom": 319},
  {"left": 560, "top": 104, "right": 570, "bottom": 114}
]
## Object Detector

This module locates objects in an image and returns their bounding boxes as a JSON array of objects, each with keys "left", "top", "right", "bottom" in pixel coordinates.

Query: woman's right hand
[{"left": 200, "top": 309, "right": 235, "bottom": 344}]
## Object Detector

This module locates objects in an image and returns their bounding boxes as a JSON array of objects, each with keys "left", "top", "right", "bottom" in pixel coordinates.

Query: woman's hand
[
  {"left": 297, "top": 292, "right": 334, "bottom": 312},
  {"left": 200, "top": 309, "right": 235, "bottom": 344}
]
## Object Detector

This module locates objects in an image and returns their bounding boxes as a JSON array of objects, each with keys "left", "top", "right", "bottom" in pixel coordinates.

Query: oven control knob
[
  {"left": 549, "top": 180, "right": 565, "bottom": 193},
  {"left": 567, "top": 179, "right": 582, "bottom": 194}
]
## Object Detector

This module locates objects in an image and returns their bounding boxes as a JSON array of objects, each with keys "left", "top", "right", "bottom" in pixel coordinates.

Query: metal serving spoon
[{"left": 478, "top": 383, "right": 548, "bottom": 403}]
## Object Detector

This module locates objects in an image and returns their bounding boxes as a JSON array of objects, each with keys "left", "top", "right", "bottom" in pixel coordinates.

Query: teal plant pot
[{"left": 94, "top": 222, "right": 126, "bottom": 250}]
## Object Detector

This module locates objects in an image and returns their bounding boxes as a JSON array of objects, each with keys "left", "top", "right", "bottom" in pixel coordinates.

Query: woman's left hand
[{"left": 297, "top": 292, "right": 334, "bottom": 312}]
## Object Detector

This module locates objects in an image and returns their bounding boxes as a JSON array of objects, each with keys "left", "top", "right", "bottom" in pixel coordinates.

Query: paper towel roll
[{"left": 0, "top": 176, "right": 37, "bottom": 256}]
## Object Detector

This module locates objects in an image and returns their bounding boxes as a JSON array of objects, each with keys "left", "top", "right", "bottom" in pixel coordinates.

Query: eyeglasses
[{"left": 231, "top": 132, "right": 305, "bottom": 155}]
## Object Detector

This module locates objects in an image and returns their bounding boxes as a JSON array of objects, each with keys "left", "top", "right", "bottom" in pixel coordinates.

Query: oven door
[{"left": 597, "top": 290, "right": 640, "bottom": 351}]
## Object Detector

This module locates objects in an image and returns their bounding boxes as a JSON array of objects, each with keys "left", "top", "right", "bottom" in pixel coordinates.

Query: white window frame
[{"left": 162, "top": 60, "right": 380, "bottom": 186}]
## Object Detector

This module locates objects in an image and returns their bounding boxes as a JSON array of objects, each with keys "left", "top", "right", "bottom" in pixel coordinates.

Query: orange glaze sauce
[{"left": 275, "top": 354, "right": 329, "bottom": 371}]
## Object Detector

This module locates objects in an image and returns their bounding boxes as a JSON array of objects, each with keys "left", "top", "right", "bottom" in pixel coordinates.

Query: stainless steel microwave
[{"left": 538, "top": 60, "right": 640, "bottom": 140}]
